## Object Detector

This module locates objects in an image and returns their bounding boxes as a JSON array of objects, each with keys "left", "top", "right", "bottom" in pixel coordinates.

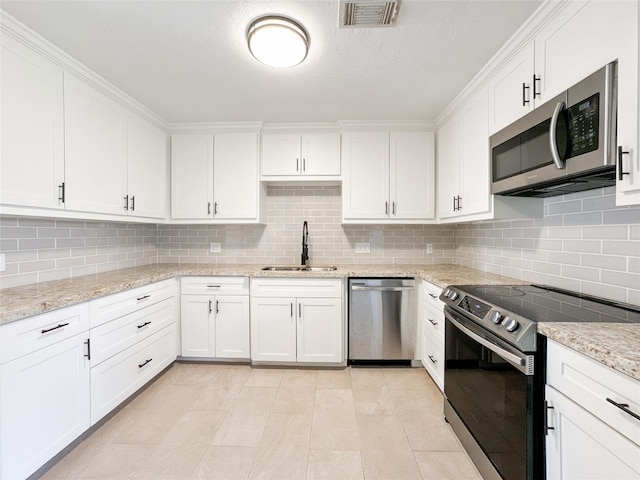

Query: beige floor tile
[
  {"left": 306, "top": 450, "right": 364, "bottom": 480},
  {"left": 40, "top": 445, "right": 92, "bottom": 480},
  {"left": 400, "top": 409, "right": 461, "bottom": 452},
  {"left": 310, "top": 389, "right": 360, "bottom": 450},
  {"left": 112, "top": 408, "right": 184, "bottom": 445},
  {"left": 134, "top": 383, "right": 203, "bottom": 413},
  {"left": 350, "top": 367, "right": 387, "bottom": 389},
  {"left": 280, "top": 368, "right": 318, "bottom": 389},
  {"left": 171, "top": 362, "right": 223, "bottom": 386},
  {"left": 249, "top": 413, "right": 312, "bottom": 480},
  {"left": 161, "top": 410, "right": 228, "bottom": 446},
  {"left": 352, "top": 384, "right": 396, "bottom": 415},
  {"left": 190, "top": 377, "right": 245, "bottom": 411},
  {"left": 133, "top": 444, "right": 207, "bottom": 479},
  {"left": 357, "top": 414, "right": 422, "bottom": 480},
  {"left": 73, "top": 443, "right": 156, "bottom": 479},
  {"left": 316, "top": 368, "right": 352, "bottom": 389},
  {"left": 245, "top": 368, "right": 284, "bottom": 387},
  {"left": 272, "top": 385, "right": 316, "bottom": 413},
  {"left": 193, "top": 446, "right": 256, "bottom": 480},
  {"left": 383, "top": 367, "right": 434, "bottom": 391},
  {"left": 414, "top": 451, "right": 482, "bottom": 480}
]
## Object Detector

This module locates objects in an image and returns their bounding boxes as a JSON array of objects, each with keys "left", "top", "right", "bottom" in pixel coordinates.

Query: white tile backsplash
[{"left": 1, "top": 186, "right": 639, "bottom": 306}]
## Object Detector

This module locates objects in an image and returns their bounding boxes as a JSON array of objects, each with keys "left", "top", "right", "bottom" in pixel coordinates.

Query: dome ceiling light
[{"left": 247, "top": 15, "right": 310, "bottom": 68}]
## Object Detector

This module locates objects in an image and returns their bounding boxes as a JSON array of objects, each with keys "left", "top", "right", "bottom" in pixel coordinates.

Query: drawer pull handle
[
  {"left": 427, "top": 355, "right": 437, "bottom": 365},
  {"left": 206, "top": 285, "right": 221, "bottom": 288},
  {"left": 138, "top": 358, "right": 153, "bottom": 368},
  {"left": 606, "top": 398, "right": 640, "bottom": 421},
  {"left": 41, "top": 323, "right": 69, "bottom": 334},
  {"left": 84, "top": 338, "right": 91, "bottom": 360},
  {"left": 428, "top": 293, "right": 438, "bottom": 299},
  {"left": 544, "top": 401, "right": 555, "bottom": 435},
  {"left": 137, "top": 295, "right": 151, "bottom": 301},
  {"left": 137, "top": 321, "right": 151, "bottom": 329},
  {"left": 428, "top": 318, "right": 438, "bottom": 326}
]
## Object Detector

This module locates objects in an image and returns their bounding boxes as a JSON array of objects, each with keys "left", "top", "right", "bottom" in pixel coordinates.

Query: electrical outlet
[
  {"left": 0, "top": 254, "right": 5, "bottom": 272},
  {"left": 355, "top": 243, "right": 370, "bottom": 254},
  {"left": 426, "top": 244, "right": 433, "bottom": 254},
  {"left": 209, "top": 243, "right": 221, "bottom": 253}
]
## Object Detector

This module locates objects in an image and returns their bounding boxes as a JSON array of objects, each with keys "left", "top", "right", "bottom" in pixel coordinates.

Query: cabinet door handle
[
  {"left": 522, "top": 82, "right": 530, "bottom": 106},
  {"left": 303, "top": 158, "right": 306, "bottom": 172},
  {"left": 298, "top": 303, "right": 302, "bottom": 319},
  {"left": 208, "top": 202, "right": 212, "bottom": 215},
  {"left": 544, "top": 401, "right": 555, "bottom": 435},
  {"left": 209, "top": 300, "right": 213, "bottom": 314},
  {"left": 216, "top": 300, "right": 220, "bottom": 314},
  {"left": 428, "top": 318, "right": 438, "bottom": 326},
  {"left": 41, "top": 323, "right": 69, "bottom": 334},
  {"left": 457, "top": 196, "right": 462, "bottom": 211},
  {"left": 618, "top": 146, "right": 630, "bottom": 181},
  {"left": 58, "top": 182, "right": 65, "bottom": 203},
  {"left": 214, "top": 202, "right": 218, "bottom": 215},
  {"left": 131, "top": 195, "right": 135, "bottom": 212},
  {"left": 84, "top": 338, "right": 91, "bottom": 360},
  {"left": 290, "top": 302, "right": 294, "bottom": 318},
  {"left": 296, "top": 158, "right": 299, "bottom": 172},
  {"left": 392, "top": 201, "right": 396, "bottom": 215},
  {"left": 137, "top": 321, "right": 151, "bottom": 329},
  {"left": 137, "top": 294, "right": 151, "bottom": 301},
  {"left": 124, "top": 195, "right": 129, "bottom": 211},
  {"left": 138, "top": 358, "right": 152, "bottom": 368},
  {"left": 606, "top": 398, "right": 640, "bottom": 421},
  {"left": 533, "top": 75, "right": 541, "bottom": 99},
  {"left": 385, "top": 201, "right": 389, "bottom": 215},
  {"left": 427, "top": 355, "right": 437, "bottom": 365}
]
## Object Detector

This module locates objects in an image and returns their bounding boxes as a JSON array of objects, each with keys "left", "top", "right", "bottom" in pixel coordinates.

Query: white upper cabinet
[
  {"left": 64, "top": 73, "right": 128, "bottom": 215},
  {"left": 342, "top": 130, "right": 435, "bottom": 223},
  {"left": 126, "top": 113, "right": 167, "bottom": 219},
  {"left": 261, "top": 132, "right": 340, "bottom": 178},
  {"left": 0, "top": 32, "right": 65, "bottom": 210},
  {"left": 171, "top": 133, "right": 263, "bottom": 222}
]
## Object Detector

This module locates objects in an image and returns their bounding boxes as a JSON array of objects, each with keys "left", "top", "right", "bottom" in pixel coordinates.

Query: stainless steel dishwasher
[{"left": 348, "top": 278, "right": 416, "bottom": 364}]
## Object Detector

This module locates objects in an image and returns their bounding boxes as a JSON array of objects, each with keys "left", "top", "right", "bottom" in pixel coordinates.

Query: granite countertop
[{"left": 1, "top": 262, "right": 637, "bottom": 382}]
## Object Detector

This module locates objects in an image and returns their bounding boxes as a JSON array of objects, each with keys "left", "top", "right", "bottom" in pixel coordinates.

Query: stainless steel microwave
[{"left": 490, "top": 62, "right": 617, "bottom": 197}]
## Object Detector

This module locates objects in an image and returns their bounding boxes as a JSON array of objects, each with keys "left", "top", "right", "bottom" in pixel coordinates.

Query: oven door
[{"left": 444, "top": 308, "right": 544, "bottom": 480}]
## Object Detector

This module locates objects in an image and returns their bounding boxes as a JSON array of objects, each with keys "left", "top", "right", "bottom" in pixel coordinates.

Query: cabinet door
[
  {"left": 488, "top": 41, "right": 535, "bottom": 135},
  {"left": 180, "top": 295, "right": 215, "bottom": 358},
  {"left": 545, "top": 385, "right": 640, "bottom": 480},
  {"left": 250, "top": 297, "right": 296, "bottom": 362},
  {"left": 215, "top": 295, "right": 250, "bottom": 359},
  {"left": 213, "top": 132, "right": 258, "bottom": 220},
  {"left": 389, "top": 132, "right": 435, "bottom": 220},
  {"left": 1, "top": 333, "right": 90, "bottom": 480},
  {"left": 171, "top": 134, "right": 213, "bottom": 219},
  {"left": 436, "top": 116, "right": 461, "bottom": 220},
  {"left": 342, "top": 132, "right": 390, "bottom": 220},
  {"left": 63, "top": 73, "right": 128, "bottom": 215},
  {"left": 296, "top": 298, "right": 342, "bottom": 363},
  {"left": 127, "top": 114, "right": 167, "bottom": 219},
  {"left": 301, "top": 133, "right": 341, "bottom": 176},
  {"left": 261, "top": 134, "right": 300, "bottom": 176},
  {"left": 459, "top": 87, "right": 491, "bottom": 217},
  {"left": 0, "top": 32, "right": 65, "bottom": 209}
]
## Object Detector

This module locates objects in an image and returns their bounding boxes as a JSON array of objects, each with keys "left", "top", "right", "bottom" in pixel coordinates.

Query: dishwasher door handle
[{"left": 351, "top": 285, "right": 414, "bottom": 292}]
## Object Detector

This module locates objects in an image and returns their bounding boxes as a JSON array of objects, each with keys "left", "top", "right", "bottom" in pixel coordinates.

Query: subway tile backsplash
[{"left": 1, "top": 186, "right": 639, "bottom": 305}]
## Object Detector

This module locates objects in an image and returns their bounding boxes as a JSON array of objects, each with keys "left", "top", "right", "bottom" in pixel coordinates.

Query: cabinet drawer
[
  {"left": 90, "top": 297, "right": 176, "bottom": 365},
  {"left": 90, "top": 279, "right": 175, "bottom": 328},
  {"left": 421, "top": 280, "right": 444, "bottom": 310},
  {"left": 90, "top": 325, "right": 176, "bottom": 425},
  {"left": 181, "top": 276, "right": 249, "bottom": 295},
  {"left": 421, "top": 302, "right": 444, "bottom": 340},
  {"left": 422, "top": 331, "right": 444, "bottom": 391},
  {"left": 0, "top": 303, "right": 90, "bottom": 364},
  {"left": 251, "top": 278, "right": 342, "bottom": 298},
  {"left": 547, "top": 340, "right": 640, "bottom": 446}
]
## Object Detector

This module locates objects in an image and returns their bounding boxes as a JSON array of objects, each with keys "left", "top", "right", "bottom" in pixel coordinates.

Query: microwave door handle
[{"left": 550, "top": 101, "right": 567, "bottom": 169}]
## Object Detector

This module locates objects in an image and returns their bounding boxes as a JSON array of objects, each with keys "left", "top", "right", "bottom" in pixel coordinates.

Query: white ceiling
[{"left": 1, "top": 0, "right": 543, "bottom": 124}]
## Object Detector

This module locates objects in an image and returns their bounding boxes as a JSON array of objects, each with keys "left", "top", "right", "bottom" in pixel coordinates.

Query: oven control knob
[
  {"left": 443, "top": 288, "right": 451, "bottom": 298},
  {"left": 502, "top": 316, "right": 519, "bottom": 332},
  {"left": 449, "top": 291, "right": 459, "bottom": 301},
  {"left": 488, "top": 311, "right": 502, "bottom": 324}
]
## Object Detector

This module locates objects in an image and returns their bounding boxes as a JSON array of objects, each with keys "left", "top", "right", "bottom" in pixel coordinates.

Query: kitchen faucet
[{"left": 301, "top": 221, "right": 309, "bottom": 266}]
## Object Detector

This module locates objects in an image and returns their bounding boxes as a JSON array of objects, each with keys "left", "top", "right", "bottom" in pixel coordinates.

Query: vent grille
[{"left": 340, "top": 0, "right": 399, "bottom": 27}]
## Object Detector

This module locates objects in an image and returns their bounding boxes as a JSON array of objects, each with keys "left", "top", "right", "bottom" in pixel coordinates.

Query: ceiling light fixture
[{"left": 247, "top": 15, "right": 309, "bottom": 68}]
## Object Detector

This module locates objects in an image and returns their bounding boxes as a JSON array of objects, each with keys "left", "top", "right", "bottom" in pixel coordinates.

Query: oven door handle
[{"left": 447, "top": 315, "right": 531, "bottom": 374}]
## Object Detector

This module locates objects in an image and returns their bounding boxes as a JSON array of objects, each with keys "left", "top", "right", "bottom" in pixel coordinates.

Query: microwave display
[{"left": 567, "top": 93, "right": 599, "bottom": 158}]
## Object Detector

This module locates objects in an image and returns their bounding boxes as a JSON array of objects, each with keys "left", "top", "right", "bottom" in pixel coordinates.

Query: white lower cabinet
[
  {"left": 0, "top": 305, "right": 91, "bottom": 480},
  {"left": 545, "top": 340, "right": 640, "bottom": 479},
  {"left": 180, "top": 277, "right": 250, "bottom": 359},
  {"left": 418, "top": 280, "right": 445, "bottom": 391},
  {"left": 250, "top": 278, "right": 343, "bottom": 364}
]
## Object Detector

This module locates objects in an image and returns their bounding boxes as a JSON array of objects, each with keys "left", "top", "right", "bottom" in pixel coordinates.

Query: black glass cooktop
[{"left": 452, "top": 284, "right": 640, "bottom": 324}]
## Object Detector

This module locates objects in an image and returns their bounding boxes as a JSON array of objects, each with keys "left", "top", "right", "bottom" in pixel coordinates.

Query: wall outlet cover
[
  {"left": 209, "top": 243, "right": 221, "bottom": 253},
  {"left": 0, "top": 253, "right": 5, "bottom": 272},
  {"left": 426, "top": 244, "right": 433, "bottom": 254},
  {"left": 355, "top": 243, "right": 371, "bottom": 254}
]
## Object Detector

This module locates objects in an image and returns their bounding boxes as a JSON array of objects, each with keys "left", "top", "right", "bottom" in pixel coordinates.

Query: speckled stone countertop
[
  {"left": 538, "top": 322, "right": 640, "bottom": 382},
  {"left": 0, "top": 263, "right": 520, "bottom": 325}
]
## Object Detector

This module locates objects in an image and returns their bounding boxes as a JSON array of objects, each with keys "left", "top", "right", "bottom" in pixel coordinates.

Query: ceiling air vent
[{"left": 339, "top": 0, "right": 399, "bottom": 27}]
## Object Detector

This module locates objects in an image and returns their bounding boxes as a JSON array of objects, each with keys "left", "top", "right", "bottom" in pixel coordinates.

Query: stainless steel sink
[{"left": 261, "top": 266, "right": 337, "bottom": 272}]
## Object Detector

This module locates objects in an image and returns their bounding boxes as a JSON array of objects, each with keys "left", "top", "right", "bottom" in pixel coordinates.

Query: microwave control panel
[{"left": 567, "top": 92, "right": 599, "bottom": 158}]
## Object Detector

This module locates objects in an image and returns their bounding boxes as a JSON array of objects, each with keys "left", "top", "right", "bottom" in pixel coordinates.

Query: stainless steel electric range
[{"left": 439, "top": 284, "right": 640, "bottom": 480}]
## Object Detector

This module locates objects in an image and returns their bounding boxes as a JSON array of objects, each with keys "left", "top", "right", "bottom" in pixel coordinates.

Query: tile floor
[{"left": 41, "top": 363, "right": 482, "bottom": 480}]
